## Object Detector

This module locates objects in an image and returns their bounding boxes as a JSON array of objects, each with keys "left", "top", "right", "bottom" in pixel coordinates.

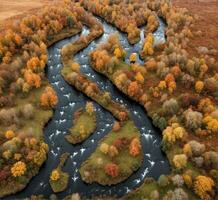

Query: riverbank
[{"left": 0, "top": 2, "right": 85, "bottom": 197}]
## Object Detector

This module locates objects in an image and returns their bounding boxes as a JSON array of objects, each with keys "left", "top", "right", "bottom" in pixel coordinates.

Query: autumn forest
[{"left": 0, "top": 0, "right": 217, "bottom": 199}]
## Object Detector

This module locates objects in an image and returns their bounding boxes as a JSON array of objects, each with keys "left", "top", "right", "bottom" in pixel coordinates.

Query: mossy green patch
[
  {"left": 49, "top": 153, "right": 70, "bottom": 193},
  {"left": 65, "top": 108, "right": 96, "bottom": 144},
  {"left": 113, "top": 61, "right": 131, "bottom": 75},
  {"left": 49, "top": 171, "right": 69, "bottom": 193},
  {"left": 0, "top": 82, "right": 53, "bottom": 136},
  {"left": 0, "top": 83, "right": 53, "bottom": 198},
  {"left": 79, "top": 120, "right": 142, "bottom": 185}
]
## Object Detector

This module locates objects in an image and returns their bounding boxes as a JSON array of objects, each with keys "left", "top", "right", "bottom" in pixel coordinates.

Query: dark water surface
[{"left": 5, "top": 18, "right": 170, "bottom": 199}]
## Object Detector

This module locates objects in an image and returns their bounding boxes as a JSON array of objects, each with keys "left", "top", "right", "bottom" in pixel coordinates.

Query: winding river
[{"left": 5, "top": 18, "right": 170, "bottom": 199}]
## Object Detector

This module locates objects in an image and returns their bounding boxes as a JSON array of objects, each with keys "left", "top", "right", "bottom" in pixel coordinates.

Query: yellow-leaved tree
[
  {"left": 203, "top": 115, "right": 218, "bottom": 133},
  {"left": 173, "top": 154, "right": 187, "bottom": 169},
  {"left": 163, "top": 123, "right": 187, "bottom": 144},
  {"left": 11, "top": 161, "right": 27, "bottom": 177},
  {"left": 195, "top": 81, "right": 204, "bottom": 93},
  {"left": 114, "top": 47, "right": 123, "bottom": 59},
  {"left": 194, "top": 175, "right": 214, "bottom": 200},
  {"left": 142, "top": 33, "right": 154, "bottom": 56}
]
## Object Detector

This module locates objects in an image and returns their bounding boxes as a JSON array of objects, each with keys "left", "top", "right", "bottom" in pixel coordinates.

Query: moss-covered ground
[
  {"left": 49, "top": 153, "right": 70, "bottom": 193},
  {"left": 65, "top": 108, "right": 96, "bottom": 144},
  {"left": 0, "top": 83, "right": 52, "bottom": 197},
  {"left": 0, "top": 26, "right": 82, "bottom": 197},
  {"left": 60, "top": 24, "right": 143, "bottom": 186},
  {"left": 79, "top": 120, "right": 142, "bottom": 185}
]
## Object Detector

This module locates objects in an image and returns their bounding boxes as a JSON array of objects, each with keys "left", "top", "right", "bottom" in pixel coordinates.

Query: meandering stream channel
[{"left": 6, "top": 18, "right": 170, "bottom": 199}]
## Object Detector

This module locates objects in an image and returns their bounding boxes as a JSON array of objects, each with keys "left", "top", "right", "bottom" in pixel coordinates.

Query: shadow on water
[{"left": 5, "top": 18, "right": 170, "bottom": 199}]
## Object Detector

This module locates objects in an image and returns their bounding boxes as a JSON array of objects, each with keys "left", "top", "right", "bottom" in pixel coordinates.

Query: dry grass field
[
  {"left": 173, "top": 0, "right": 218, "bottom": 59},
  {"left": 0, "top": 0, "right": 51, "bottom": 21}
]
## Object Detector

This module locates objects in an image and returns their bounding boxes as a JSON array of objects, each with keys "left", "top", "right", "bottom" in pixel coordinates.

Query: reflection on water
[{"left": 5, "top": 18, "right": 170, "bottom": 199}]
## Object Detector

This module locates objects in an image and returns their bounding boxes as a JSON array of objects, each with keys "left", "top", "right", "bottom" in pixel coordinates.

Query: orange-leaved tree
[
  {"left": 40, "top": 86, "right": 58, "bottom": 108},
  {"left": 24, "top": 69, "right": 41, "bottom": 88},
  {"left": 129, "top": 137, "right": 141, "bottom": 156}
]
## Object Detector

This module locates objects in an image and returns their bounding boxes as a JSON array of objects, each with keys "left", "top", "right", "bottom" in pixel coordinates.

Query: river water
[{"left": 5, "top": 18, "right": 170, "bottom": 199}]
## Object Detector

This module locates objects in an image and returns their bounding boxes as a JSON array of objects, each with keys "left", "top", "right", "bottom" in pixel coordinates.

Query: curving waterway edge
[{"left": 5, "top": 18, "right": 170, "bottom": 199}]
